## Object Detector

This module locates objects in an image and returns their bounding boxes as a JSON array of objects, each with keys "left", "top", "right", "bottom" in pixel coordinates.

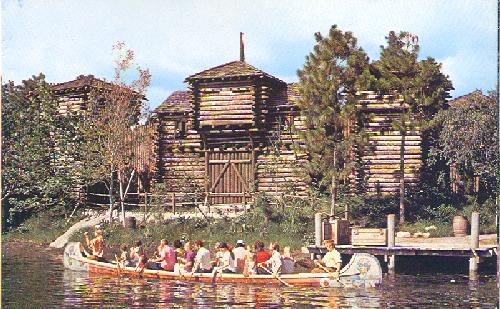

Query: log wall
[{"left": 356, "top": 92, "right": 422, "bottom": 194}]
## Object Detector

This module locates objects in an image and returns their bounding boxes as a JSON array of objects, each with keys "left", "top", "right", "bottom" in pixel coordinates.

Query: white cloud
[{"left": 2, "top": 0, "right": 497, "bottom": 104}]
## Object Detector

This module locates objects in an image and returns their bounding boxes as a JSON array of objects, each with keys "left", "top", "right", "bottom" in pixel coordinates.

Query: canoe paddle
[
  {"left": 314, "top": 260, "right": 340, "bottom": 279},
  {"left": 257, "top": 264, "right": 294, "bottom": 287},
  {"left": 211, "top": 267, "right": 222, "bottom": 284}
]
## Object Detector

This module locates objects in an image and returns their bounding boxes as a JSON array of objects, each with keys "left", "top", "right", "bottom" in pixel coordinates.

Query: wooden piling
[
  {"left": 387, "top": 214, "right": 396, "bottom": 248},
  {"left": 470, "top": 212, "right": 480, "bottom": 249},
  {"left": 387, "top": 214, "right": 396, "bottom": 272},
  {"left": 469, "top": 212, "right": 480, "bottom": 277},
  {"left": 314, "top": 213, "right": 323, "bottom": 247}
]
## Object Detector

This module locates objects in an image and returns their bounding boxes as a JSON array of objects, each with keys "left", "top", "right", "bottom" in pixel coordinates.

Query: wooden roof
[
  {"left": 185, "top": 60, "right": 285, "bottom": 84},
  {"left": 155, "top": 90, "right": 192, "bottom": 114},
  {"left": 52, "top": 75, "right": 111, "bottom": 92}
]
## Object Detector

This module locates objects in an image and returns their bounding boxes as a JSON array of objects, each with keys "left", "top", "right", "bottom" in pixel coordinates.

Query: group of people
[{"left": 83, "top": 226, "right": 343, "bottom": 277}]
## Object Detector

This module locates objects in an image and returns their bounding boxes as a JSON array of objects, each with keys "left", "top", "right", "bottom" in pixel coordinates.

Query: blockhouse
[{"left": 153, "top": 61, "right": 309, "bottom": 205}]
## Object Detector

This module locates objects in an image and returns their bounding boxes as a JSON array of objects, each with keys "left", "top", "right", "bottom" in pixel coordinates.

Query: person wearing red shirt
[{"left": 254, "top": 240, "right": 271, "bottom": 274}]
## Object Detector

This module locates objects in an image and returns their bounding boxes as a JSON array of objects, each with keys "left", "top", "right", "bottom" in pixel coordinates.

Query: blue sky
[{"left": 2, "top": 0, "right": 498, "bottom": 109}]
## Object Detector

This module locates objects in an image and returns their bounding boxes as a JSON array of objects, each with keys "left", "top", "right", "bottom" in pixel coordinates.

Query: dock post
[
  {"left": 387, "top": 214, "right": 396, "bottom": 247},
  {"left": 469, "top": 212, "right": 480, "bottom": 278},
  {"left": 470, "top": 212, "right": 480, "bottom": 249},
  {"left": 313, "top": 213, "right": 323, "bottom": 260},
  {"left": 387, "top": 214, "right": 396, "bottom": 272},
  {"left": 315, "top": 213, "right": 323, "bottom": 246},
  {"left": 388, "top": 255, "right": 396, "bottom": 271}
]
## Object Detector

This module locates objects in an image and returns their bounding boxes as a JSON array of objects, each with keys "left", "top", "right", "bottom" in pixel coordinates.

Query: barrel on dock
[
  {"left": 125, "top": 216, "right": 137, "bottom": 229},
  {"left": 452, "top": 215, "right": 469, "bottom": 237}
]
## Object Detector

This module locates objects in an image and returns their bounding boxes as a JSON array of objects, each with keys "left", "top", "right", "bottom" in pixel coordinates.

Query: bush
[{"left": 462, "top": 196, "right": 497, "bottom": 234}]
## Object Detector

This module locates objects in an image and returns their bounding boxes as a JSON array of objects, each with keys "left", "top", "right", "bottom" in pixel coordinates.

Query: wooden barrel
[
  {"left": 452, "top": 215, "right": 469, "bottom": 237},
  {"left": 125, "top": 216, "right": 136, "bottom": 230}
]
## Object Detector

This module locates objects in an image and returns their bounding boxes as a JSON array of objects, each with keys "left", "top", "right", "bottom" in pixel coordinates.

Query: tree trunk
[
  {"left": 331, "top": 174, "right": 337, "bottom": 217},
  {"left": 118, "top": 170, "right": 135, "bottom": 227},
  {"left": 399, "top": 110, "right": 406, "bottom": 225},
  {"left": 330, "top": 149, "right": 337, "bottom": 217},
  {"left": 108, "top": 164, "right": 114, "bottom": 223},
  {"left": 118, "top": 170, "right": 126, "bottom": 227}
]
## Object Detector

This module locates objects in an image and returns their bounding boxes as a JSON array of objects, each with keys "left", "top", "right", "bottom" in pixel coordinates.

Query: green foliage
[
  {"left": 399, "top": 220, "right": 452, "bottom": 238},
  {"left": 1, "top": 74, "right": 79, "bottom": 229},
  {"left": 371, "top": 31, "right": 453, "bottom": 223},
  {"left": 429, "top": 91, "right": 497, "bottom": 196},
  {"left": 4, "top": 208, "right": 83, "bottom": 244},
  {"left": 425, "top": 204, "right": 457, "bottom": 223},
  {"left": 70, "top": 196, "right": 316, "bottom": 250},
  {"left": 462, "top": 196, "right": 497, "bottom": 233},
  {"left": 297, "top": 25, "right": 372, "bottom": 213}
]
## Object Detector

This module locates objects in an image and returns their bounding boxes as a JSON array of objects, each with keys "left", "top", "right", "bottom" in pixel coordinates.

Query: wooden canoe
[{"left": 64, "top": 242, "right": 382, "bottom": 288}]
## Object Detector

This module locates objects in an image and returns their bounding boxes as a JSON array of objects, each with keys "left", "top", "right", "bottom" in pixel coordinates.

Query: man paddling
[
  {"left": 83, "top": 226, "right": 104, "bottom": 261},
  {"left": 312, "top": 240, "right": 342, "bottom": 275}
]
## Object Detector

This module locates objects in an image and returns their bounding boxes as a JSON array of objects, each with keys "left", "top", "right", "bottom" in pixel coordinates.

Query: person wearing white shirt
[
  {"left": 259, "top": 242, "right": 282, "bottom": 275},
  {"left": 215, "top": 242, "right": 235, "bottom": 273},
  {"left": 191, "top": 240, "right": 212, "bottom": 274},
  {"left": 233, "top": 240, "right": 249, "bottom": 273}
]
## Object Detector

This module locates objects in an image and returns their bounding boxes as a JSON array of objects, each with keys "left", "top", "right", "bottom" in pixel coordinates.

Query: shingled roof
[
  {"left": 52, "top": 75, "right": 111, "bottom": 92},
  {"left": 185, "top": 60, "right": 285, "bottom": 84},
  {"left": 155, "top": 90, "right": 192, "bottom": 114}
]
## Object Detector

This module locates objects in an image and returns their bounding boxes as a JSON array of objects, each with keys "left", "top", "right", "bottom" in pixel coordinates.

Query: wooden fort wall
[
  {"left": 154, "top": 81, "right": 309, "bottom": 205},
  {"left": 356, "top": 92, "right": 422, "bottom": 194}
]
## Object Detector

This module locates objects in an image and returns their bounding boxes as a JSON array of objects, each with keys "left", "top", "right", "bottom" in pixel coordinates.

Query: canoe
[{"left": 64, "top": 242, "right": 382, "bottom": 288}]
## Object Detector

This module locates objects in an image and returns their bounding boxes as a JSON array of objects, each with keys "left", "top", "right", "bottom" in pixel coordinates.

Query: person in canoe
[
  {"left": 312, "top": 240, "right": 342, "bottom": 275},
  {"left": 254, "top": 240, "right": 271, "bottom": 274},
  {"left": 181, "top": 241, "right": 196, "bottom": 272},
  {"left": 213, "top": 242, "right": 236, "bottom": 274},
  {"left": 133, "top": 241, "right": 148, "bottom": 274},
  {"left": 281, "top": 246, "right": 295, "bottom": 274},
  {"left": 191, "top": 240, "right": 212, "bottom": 274},
  {"left": 233, "top": 240, "right": 250, "bottom": 273},
  {"left": 258, "top": 242, "right": 282, "bottom": 275},
  {"left": 83, "top": 226, "right": 104, "bottom": 261},
  {"left": 115, "top": 244, "right": 132, "bottom": 274},
  {"left": 149, "top": 239, "right": 176, "bottom": 271}
]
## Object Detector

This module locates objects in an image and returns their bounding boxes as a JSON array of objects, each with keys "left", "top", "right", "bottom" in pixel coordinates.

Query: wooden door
[{"left": 206, "top": 151, "right": 253, "bottom": 205}]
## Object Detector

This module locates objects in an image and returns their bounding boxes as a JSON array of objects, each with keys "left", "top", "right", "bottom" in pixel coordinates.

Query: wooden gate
[{"left": 206, "top": 151, "right": 254, "bottom": 205}]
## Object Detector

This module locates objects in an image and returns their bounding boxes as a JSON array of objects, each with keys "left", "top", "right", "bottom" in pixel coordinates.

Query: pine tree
[
  {"left": 297, "top": 25, "right": 373, "bottom": 216},
  {"left": 373, "top": 31, "right": 453, "bottom": 224}
]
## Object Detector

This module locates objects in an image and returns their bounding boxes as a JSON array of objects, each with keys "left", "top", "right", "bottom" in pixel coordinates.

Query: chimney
[{"left": 240, "top": 32, "right": 245, "bottom": 62}]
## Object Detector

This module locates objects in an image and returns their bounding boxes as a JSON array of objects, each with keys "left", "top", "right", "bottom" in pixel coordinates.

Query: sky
[{"left": 2, "top": 0, "right": 498, "bottom": 109}]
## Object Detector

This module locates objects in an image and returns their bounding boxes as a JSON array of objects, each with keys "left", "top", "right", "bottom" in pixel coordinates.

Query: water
[{"left": 2, "top": 242, "right": 498, "bottom": 308}]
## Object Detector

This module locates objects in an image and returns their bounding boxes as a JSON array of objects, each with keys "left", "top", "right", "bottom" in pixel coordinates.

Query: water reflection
[{"left": 2, "top": 242, "right": 498, "bottom": 308}]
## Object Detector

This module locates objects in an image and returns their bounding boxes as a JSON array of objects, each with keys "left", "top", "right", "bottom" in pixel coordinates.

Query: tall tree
[
  {"left": 1, "top": 74, "right": 78, "bottom": 228},
  {"left": 430, "top": 91, "right": 497, "bottom": 196},
  {"left": 297, "top": 25, "right": 373, "bottom": 216},
  {"left": 373, "top": 31, "right": 453, "bottom": 224},
  {"left": 78, "top": 42, "right": 152, "bottom": 225}
]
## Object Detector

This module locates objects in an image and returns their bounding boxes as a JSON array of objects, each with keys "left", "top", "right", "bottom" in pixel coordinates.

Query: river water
[{"left": 2, "top": 242, "right": 498, "bottom": 308}]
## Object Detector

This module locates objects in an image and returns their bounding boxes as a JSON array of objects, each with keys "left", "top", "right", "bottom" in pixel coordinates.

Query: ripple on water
[{"left": 2, "top": 242, "right": 498, "bottom": 307}]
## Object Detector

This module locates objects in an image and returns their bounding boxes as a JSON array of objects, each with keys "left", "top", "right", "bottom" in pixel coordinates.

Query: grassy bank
[
  {"left": 3, "top": 211, "right": 83, "bottom": 245},
  {"left": 69, "top": 205, "right": 316, "bottom": 254}
]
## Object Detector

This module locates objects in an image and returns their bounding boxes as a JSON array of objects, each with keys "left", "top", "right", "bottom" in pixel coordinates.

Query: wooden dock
[
  {"left": 308, "top": 243, "right": 496, "bottom": 258},
  {"left": 310, "top": 213, "right": 498, "bottom": 278}
]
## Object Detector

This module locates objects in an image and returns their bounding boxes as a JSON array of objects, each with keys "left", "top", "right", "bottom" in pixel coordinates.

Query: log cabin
[
  {"left": 153, "top": 60, "right": 309, "bottom": 206},
  {"left": 52, "top": 75, "right": 155, "bottom": 205},
  {"left": 153, "top": 67, "right": 425, "bottom": 205}
]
